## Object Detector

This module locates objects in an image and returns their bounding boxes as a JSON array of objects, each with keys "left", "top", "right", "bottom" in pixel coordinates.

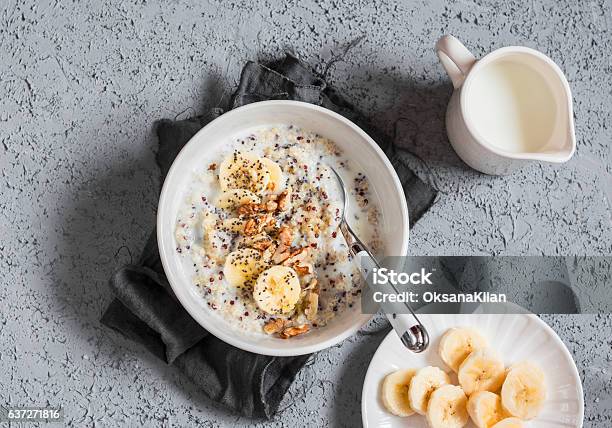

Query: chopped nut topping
[
  {"left": 279, "top": 324, "right": 310, "bottom": 339},
  {"left": 277, "top": 190, "right": 290, "bottom": 211},
  {"left": 237, "top": 203, "right": 261, "bottom": 216},
  {"left": 264, "top": 200, "right": 278, "bottom": 212},
  {"left": 278, "top": 225, "right": 292, "bottom": 246},
  {"left": 244, "top": 218, "right": 258, "bottom": 236},
  {"left": 293, "top": 262, "right": 313, "bottom": 276},
  {"left": 263, "top": 215, "right": 276, "bottom": 231},
  {"left": 282, "top": 247, "right": 308, "bottom": 266},
  {"left": 252, "top": 239, "right": 273, "bottom": 251},
  {"left": 272, "top": 243, "right": 291, "bottom": 264},
  {"left": 263, "top": 318, "right": 286, "bottom": 335},
  {"left": 262, "top": 242, "right": 277, "bottom": 262},
  {"left": 238, "top": 200, "right": 278, "bottom": 216},
  {"left": 243, "top": 214, "right": 273, "bottom": 236}
]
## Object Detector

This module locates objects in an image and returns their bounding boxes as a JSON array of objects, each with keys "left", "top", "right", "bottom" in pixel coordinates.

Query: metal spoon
[{"left": 329, "top": 166, "right": 429, "bottom": 353}]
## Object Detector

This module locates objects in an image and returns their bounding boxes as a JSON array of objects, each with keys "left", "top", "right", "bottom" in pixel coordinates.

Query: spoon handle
[
  {"left": 330, "top": 166, "right": 428, "bottom": 352},
  {"left": 343, "top": 222, "right": 429, "bottom": 353}
]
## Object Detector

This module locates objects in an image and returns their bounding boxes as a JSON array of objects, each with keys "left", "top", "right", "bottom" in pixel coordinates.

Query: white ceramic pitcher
[{"left": 436, "top": 35, "right": 576, "bottom": 175}]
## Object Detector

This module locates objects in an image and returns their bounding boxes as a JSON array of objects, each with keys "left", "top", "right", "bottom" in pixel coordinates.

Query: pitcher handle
[{"left": 436, "top": 35, "right": 477, "bottom": 89}]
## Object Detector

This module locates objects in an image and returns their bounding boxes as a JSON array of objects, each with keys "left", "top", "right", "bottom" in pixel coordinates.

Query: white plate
[{"left": 362, "top": 314, "right": 584, "bottom": 428}]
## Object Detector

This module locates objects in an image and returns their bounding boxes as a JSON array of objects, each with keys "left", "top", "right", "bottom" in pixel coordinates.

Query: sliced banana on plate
[
  {"left": 458, "top": 348, "right": 506, "bottom": 396},
  {"left": 223, "top": 248, "right": 266, "bottom": 289},
  {"left": 253, "top": 265, "right": 301, "bottom": 315},
  {"left": 381, "top": 368, "right": 418, "bottom": 417},
  {"left": 219, "top": 151, "right": 270, "bottom": 194},
  {"left": 260, "top": 157, "right": 284, "bottom": 193},
  {"left": 409, "top": 366, "right": 451, "bottom": 415},
  {"left": 491, "top": 417, "right": 525, "bottom": 428},
  {"left": 467, "top": 391, "right": 506, "bottom": 428},
  {"left": 501, "top": 361, "right": 546, "bottom": 420},
  {"left": 439, "top": 327, "right": 488, "bottom": 373},
  {"left": 426, "top": 384, "right": 469, "bottom": 428},
  {"left": 378, "top": 327, "right": 548, "bottom": 425},
  {"left": 216, "top": 188, "right": 261, "bottom": 209}
]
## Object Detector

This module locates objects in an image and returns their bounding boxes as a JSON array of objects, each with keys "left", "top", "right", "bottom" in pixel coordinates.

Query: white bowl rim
[{"left": 157, "top": 100, "right": 410, "bottom": 356}]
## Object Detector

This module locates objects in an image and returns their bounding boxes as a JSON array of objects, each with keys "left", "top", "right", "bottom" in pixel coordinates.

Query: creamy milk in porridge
[{"left": 175, "top": 125, "right": 382, "bottom": 338}]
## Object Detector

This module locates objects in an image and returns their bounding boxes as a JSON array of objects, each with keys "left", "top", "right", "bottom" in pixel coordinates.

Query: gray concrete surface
[{"left": 1, "top": 0, "right": 610, "bottom": 426}]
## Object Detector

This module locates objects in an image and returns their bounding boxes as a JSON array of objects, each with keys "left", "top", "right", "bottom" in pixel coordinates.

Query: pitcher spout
[{"left": 528, "top": 112, "right": 576, "bottom": 163}]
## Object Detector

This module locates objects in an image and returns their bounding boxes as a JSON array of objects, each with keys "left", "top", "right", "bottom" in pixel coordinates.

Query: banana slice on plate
[
  {"left": 467, "top": 391, "right": 506, "bottom": 428},
  {"left": 491, "top": 417, "right": 525, "bottom": 428},
  {"left": 426, "top": 384, "right": 469, "bottom": 428},
  {"left": 253, "top": 265, "right": 301, "bottom": 315},
  {"left": 458, "top": 348, "right": 506, "bottom": 396},
  {"left": 216, "top": 188, "right": 261, "bottom": 209},
  {"left": 260, "top": 157, "right": 284, "bottom": 193},
  {"left": 409, "top": 366, "right": 451, "bottom": 415},
  {"left": 381, "top": 368, "right": 418, "bottom": 417},
  {"left": 439, "top": 327, "right": 488, "bottom": 373},
  {"left": 501, "top": 361, "right": 546, "bottom": 419},
  {"left": 223, "top": 248, "right": 266, "bottom": 289},
  {"left": 219, "top": 151, "right": 270, "bottom": 194}
]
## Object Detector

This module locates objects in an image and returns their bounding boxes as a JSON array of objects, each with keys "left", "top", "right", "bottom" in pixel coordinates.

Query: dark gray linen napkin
[{"left": 101, "top": 53, "right": 438, "bottom": 419}]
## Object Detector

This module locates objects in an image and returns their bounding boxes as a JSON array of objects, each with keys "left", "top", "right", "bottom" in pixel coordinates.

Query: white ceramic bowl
[{"left": 157, "top": 100, "right": 409, "bottom": 356}]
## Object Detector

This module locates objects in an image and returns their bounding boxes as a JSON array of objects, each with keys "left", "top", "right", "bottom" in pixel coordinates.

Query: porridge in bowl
[{"left": 175, "top": 125, "right": 381, "bottom": 338}]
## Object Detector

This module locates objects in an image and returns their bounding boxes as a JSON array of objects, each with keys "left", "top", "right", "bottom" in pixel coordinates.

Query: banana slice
[
  {"left": 458, "top": 349, "right": 506, "bottom": 396},
  {"left": 222, "top": 218, "right": 246, "bottom": 233},
  {"left": 409, "top": 366, "right": 451, "bottom": 415},
  {"left": 491, "top": 417, "right": 525, "bottom": 428},
  {"left": 238, "top": 233, "right": 273, "bottom": 250},
  {"left": 223, "top": 248, "right": 266, "bottom": 289},
  {"left": 467, "top": 391, "right": 506, "bottom": 428},
  {"left": 253, "top": 265, "right": 301, "bottom": 315},
  {"left": 219, "top": 151, "right": 270, "bottom": 194},
  {"left": 201, "top": 212, "right": 226, "bottom": 265},
  {"left": 216, "top": 188, "right": 261, "bottom": 209},
  {"left": 426, "top": 384, "right": 469, "bottom": 428},
  {"left": 439, "top": 327, "right": 488, "bottom": 372},
  {"left": 381, "top": 368, "right": 417, "bottom": 417},
  {"left": 501, "top": 362, "right": 546, "bottom": 420},
  {"left": 260, "top": 157, "right": 284, "bottom": 193}
]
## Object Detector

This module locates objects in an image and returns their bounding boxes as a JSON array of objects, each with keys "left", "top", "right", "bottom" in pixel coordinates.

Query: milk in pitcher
[{"left": 466, "top": 61, "right": 558, "bottom": 154}]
